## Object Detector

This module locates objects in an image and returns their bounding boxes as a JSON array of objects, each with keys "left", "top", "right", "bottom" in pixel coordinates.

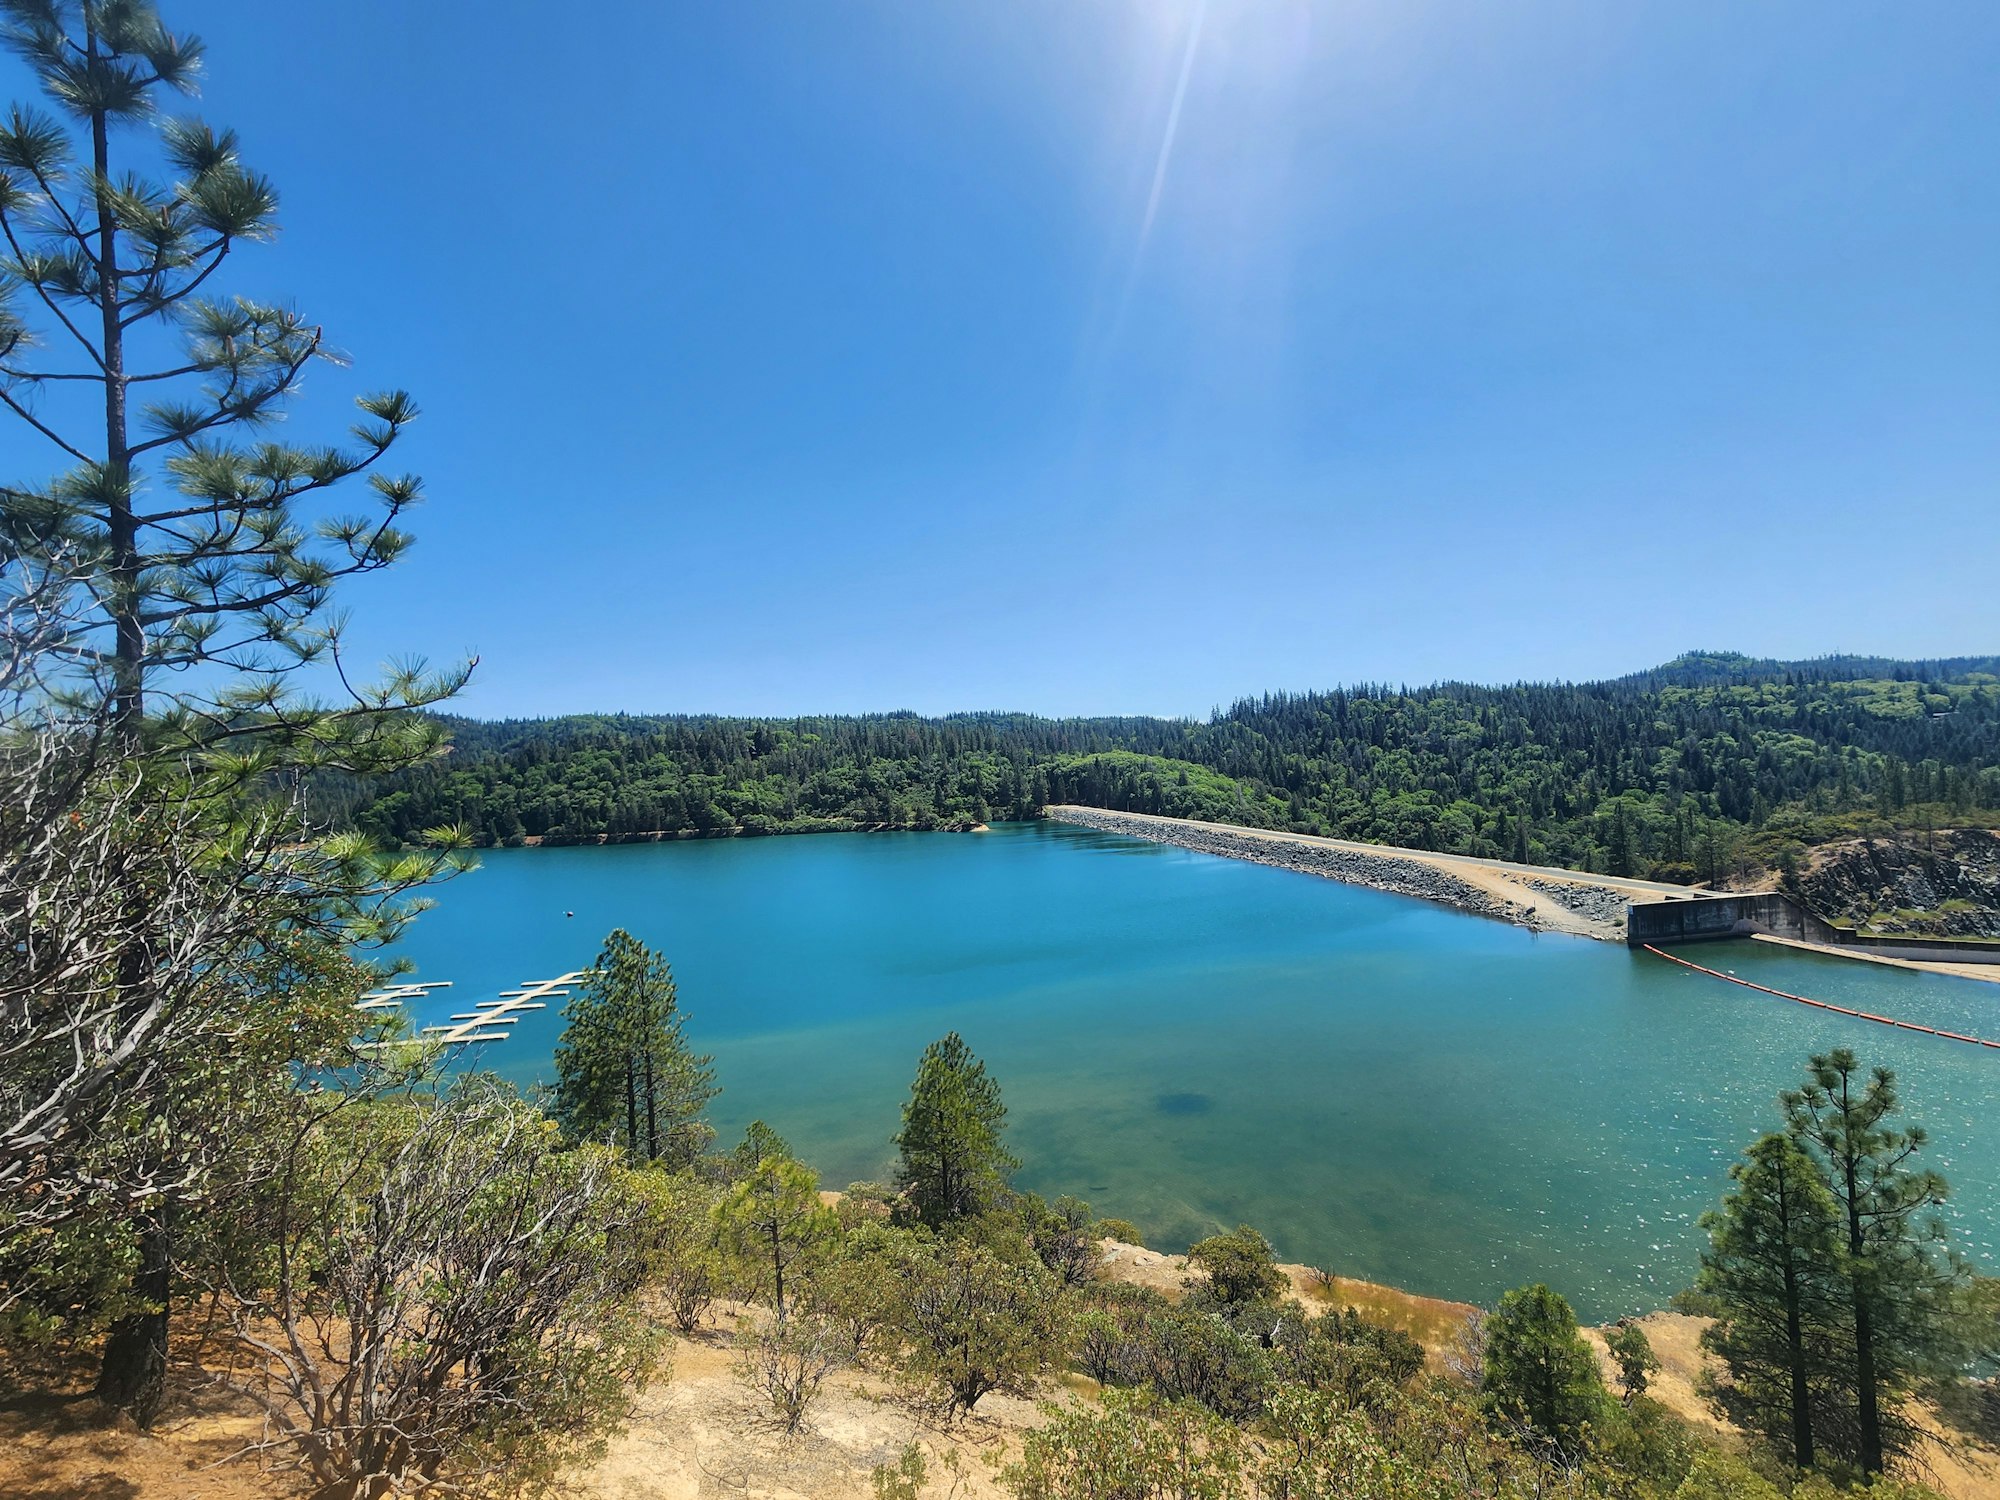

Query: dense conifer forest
[{"left": 338, "top": 652, "right": 2000, "bottom": 883}]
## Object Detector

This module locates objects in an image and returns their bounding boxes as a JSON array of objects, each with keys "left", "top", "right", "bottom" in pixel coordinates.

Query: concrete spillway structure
[
  {"left": 1625, "top": 891, "right": 2000, "bottom": 965},
  {"left": 1625, "top": 892, "right": 1817, "bottom": 945}
]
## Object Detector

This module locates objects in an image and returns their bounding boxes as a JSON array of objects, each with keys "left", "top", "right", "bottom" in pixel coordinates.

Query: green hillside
[{"left": 334, "top": 653, "right": 2000, "bottom": 886}]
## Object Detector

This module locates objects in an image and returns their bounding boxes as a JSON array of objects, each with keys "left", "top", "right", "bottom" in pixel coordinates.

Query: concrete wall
[
  {"left": 1824, "top": 931, "right": 2000, "bottom": 965},
  {"left": 1627, "top": 894, "right": 1807, "bottom": 945},
  {"left": 1626, "top": 892, "right": 2000, "bottom": 964}
]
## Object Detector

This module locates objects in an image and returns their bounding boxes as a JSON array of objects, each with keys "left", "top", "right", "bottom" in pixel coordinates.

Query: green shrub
[
  {"left": 1003, "top": 1388, "right": 1247, "bottom": 1500},
  {"left": 1134, "top": 1305, "right": 1273, "bottom": 1419},
  {"left": 1187, "top": 1224, "right": 1286, "bottom": 1307},
  {"left": 895, "top": 1239, "right": 1072, "bottom": 1417}
]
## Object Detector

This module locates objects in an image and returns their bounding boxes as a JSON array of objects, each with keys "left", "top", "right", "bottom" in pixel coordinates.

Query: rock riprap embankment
[
  {"left": 1049, "top": 807, "right": 1542, "bottom": 929},
  {"left": 1522, "top": 878, "right": 1630, "bottom": 929}
]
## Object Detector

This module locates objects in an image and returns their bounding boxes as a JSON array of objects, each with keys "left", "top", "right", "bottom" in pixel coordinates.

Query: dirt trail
[{"left": 575, "top": 1310, "right": 1034, "bottom": 1500}]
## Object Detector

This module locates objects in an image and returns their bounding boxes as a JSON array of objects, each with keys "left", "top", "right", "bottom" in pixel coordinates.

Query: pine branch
[
  {"left": 117, "top": 234, "right": 227, "bottom": 326},
  {"left": 0, "top": 362, "right": 109, "bottom": 379},
  {"left": 0, "top": 379, "right": 89, "bottom": 458},
  {"left": 10, "top": 136, "right": 96, "bottom": 254},
  {"left": 0, "top": 196, "right": 105, "bottom": 367}
]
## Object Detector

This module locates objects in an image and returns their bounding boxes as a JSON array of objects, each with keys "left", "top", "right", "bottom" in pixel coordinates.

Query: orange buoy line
[{"left": 1640, "top": 944, "right": 2000, "bottom": 1049}]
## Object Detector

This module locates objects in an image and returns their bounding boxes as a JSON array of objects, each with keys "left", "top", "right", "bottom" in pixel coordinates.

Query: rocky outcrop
[
  {"left": 1521, "top": 878, "right": 1631, "bottom": 929},
  {"left": 1048, "top": 807, "right": 1543, "bottom": 929},
  {"left": 1801, "top": 830, "right": 2000, "bottom": 938}
]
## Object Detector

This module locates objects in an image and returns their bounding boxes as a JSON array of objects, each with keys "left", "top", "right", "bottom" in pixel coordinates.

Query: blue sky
[{"left": 11, "top": 3, "right": 1999, "bottom": 717}]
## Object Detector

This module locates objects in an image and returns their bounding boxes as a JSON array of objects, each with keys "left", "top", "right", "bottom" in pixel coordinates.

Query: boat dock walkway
[{"left": 356, "top": 972, "right": 589, "bottom": 1047}]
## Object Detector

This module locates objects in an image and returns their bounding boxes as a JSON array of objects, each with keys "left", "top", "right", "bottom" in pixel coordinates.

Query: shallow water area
[{"left": 387, "top": 822, "right": 2000, "bottom": 1320}]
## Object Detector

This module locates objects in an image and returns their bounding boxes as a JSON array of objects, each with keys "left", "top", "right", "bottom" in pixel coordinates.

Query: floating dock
[
  {"left": 356, "top": 972, "right": 588, "bottom": 1047},
  {"left": 356, "top": 980, "right": 451, "bottom": 1012}
]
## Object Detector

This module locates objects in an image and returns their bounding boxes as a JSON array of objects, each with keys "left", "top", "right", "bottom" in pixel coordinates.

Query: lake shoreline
[{"left": 512, "top": 817, "right": 986, "bottom": 846}]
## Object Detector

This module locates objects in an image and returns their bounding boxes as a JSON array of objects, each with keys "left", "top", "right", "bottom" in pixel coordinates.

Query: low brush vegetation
[{"left": 11, "top": 915, "right": 1995, "bottom": 1498}]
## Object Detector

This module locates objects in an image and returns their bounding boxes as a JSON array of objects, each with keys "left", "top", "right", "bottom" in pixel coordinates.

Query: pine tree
[
  {"left": 554, "top": 929, "right": 717, "bottom": 1169},
  {"left": 1783, "top": 1050, "right": 1967, "bottom": 1475},
  {"left": 1605, "top": 1321, "right": 1659, "bottom": 1404},
  {"left": 1697, "top": 1132, "right": 1845, "bottom": 1468},
  {"left": 730, "top": 1119, "right": 791, "bottom": 1179},
  {"left": 893, "top": 1031, "right": 1018, "bottom": 1228},
  {"left": 1482, "top": 1283, "right": 1606, "bottom": 1457},
  {"left": 715, "top": 1147, "right": 831, "bottom": 1322},
  {"left": 1, "top": 0, "right": 467, "bottom": 1422},
  {"left": 1701, "top": 823, "right": 1725, "bottom": 887},
  {"left": 1607, "top": 804, "right": 1636, "bottom": 878},
  {"left": 0, "top": 2, "right": 463, "bottom": 761}
]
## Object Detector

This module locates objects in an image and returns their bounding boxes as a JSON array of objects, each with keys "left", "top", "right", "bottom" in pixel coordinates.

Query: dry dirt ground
[
  {"left": 569, "top": 1306, "right": 1036, "bottom": 1500},
  {"left": 0, "top": 1247, "right": 1469, "bottom": 1500},
  {"left": 564, "top": 1248, "right": 1478, "bottom": 1500},
  {"left": 7, "top": 1252, "right": 1998, "bottom": 1500},
  {"left": 0, "top": 1367, "right": 282, "bottom": 1500}
]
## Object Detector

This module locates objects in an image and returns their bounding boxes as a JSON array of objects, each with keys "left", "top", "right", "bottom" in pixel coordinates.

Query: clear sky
[{"left": 12, "top": 3, "right": 1998, "bottom": 717}]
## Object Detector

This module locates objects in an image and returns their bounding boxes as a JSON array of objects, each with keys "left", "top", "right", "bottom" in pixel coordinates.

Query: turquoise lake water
[{"left": 386, "top": 821, "right": 2000, "bottom": 1321}]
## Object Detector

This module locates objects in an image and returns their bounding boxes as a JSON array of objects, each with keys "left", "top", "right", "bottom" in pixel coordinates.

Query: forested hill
[{"left": 335, "top": 653, "right": 2000, "bottom": 884}]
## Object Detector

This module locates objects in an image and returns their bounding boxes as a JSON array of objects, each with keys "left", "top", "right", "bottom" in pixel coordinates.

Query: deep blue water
[{"left": 386, "top": 822, "right": 2000, "bottom": 1321}]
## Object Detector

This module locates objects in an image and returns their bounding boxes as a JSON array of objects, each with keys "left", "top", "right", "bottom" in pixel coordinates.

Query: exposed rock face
[
  {"left": 1049, "top": 806, "right": 1542, "bottom": 928},
  {"left": 1801, "top": 830, "right": 2000, "bottom": 938}
]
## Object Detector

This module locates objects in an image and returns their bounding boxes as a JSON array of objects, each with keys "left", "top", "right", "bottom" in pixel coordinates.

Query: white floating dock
[
  {"left": 411, "top": 971, "right": 589, "bottom": 1047},
  {"left": 356, "top": 980, "right": 452, "bottom": 1012}
]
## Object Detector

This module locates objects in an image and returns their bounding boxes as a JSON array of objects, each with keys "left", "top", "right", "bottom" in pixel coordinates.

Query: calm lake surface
[{"left": 388, "top": 822, "right": 2000, "bottom": 1321}]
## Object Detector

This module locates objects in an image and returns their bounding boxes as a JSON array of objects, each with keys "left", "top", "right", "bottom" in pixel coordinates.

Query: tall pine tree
[
  {"left": 893, "top": 1031, "right": 1017, "bottom": 1228},
  {"left": 0, "top": 0, "right": 467, "bottom": 1422},
  {"left": 1783, "top": 1050, "right": 1967, "bottom": 1476},
  {"left": 554, "top": 929, "right": 717, "bottom": 1169},
  {"left": 1697, "top": 1132, "right": 1846, "bottom": 1469}
]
